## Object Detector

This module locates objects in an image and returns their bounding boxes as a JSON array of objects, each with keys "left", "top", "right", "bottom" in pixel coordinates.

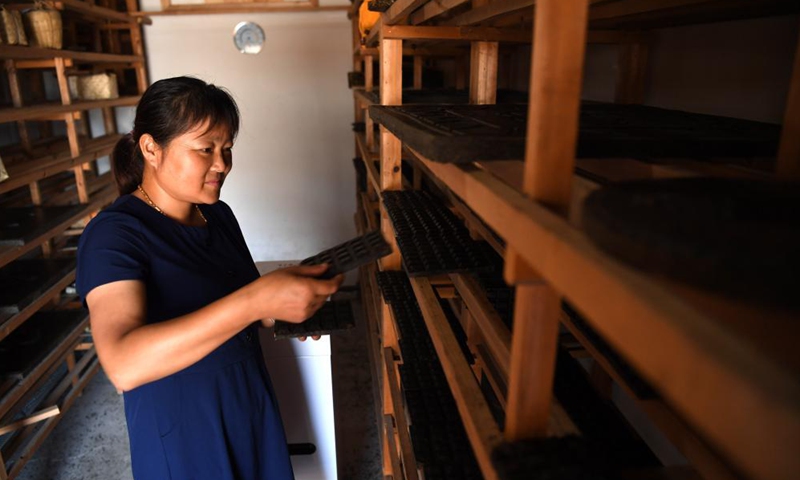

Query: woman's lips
[{"left": 205, "top": 180, "right": 222, "bottom": 188}]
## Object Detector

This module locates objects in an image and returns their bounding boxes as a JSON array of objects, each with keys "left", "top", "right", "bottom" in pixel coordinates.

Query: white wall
[{"left": 141, "top": 8, "right": 355, "bottom": 262}]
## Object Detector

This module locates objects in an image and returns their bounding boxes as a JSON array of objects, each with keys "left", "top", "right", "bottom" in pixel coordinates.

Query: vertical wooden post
[
  {"left": 128, "top": 23, "right": 148, "bottom": 94},
  {"left": 55, "top": 57, "right": 90, "bottom": 205},
  {"left": 615, "top": 39, "right": 649, "bottom": 104},
  {"left": 5, "top": 61, "right": 32, "bottom": 155},
  {"left": 379, "top": 35, "right": 403, "bottom": 271},
  {"left": 413, "top": 55, "right": 423, "bottom": 90},
  {"left": 469, "top": 42, "right": 499, "bottom": 104},
  {"left": 365, "top": 54, "right": 377, "bottom": 150},
  {"left": 102, "top": 107, "right": 117, "bottom": 136},
  {"left": 504, "top": 0, "right": 590, "bottom": 441},
  {"left": 66, "top": 353, "right": 80, "bottom": 388},
  {"left": 366, "top": 111, "right": 376, "bottom": 150},
  {"left": 777, "top": 31, "right": 800, "bottom": 180}
]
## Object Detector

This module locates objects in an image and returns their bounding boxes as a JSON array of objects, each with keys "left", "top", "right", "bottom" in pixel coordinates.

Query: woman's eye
[{"left": 200, "top": 148, "right": 213, "bottom": 154}]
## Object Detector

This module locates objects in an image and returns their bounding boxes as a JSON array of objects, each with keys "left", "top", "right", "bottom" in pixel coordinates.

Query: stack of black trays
[{"left": 377, "top": 271, "right": 483, "bottom": 480}]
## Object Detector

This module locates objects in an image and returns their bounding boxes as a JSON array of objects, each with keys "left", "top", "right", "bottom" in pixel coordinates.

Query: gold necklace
[{"left": 137, "top": 184, "right": 207, "bottom": 224}]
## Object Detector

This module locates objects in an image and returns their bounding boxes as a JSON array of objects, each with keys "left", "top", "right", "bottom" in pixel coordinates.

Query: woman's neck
[{"left": 135, "top": 181, "right": 205, "bottom": 226}]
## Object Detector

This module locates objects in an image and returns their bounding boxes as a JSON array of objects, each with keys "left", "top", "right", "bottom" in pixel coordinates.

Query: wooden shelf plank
[
  {"left": 376, "top": 25, "right": 533, "bottom": 45},
  {"left": 408, "top": 276, "right": 503, "bottom": 480},
  {"left": 0, "top": 96, "right": 140, "bottom": 124},
  {"left": 0, "top": 45, "right": 142, "bottom": 63},
  {"left": 0, "top": 190, "right": 115, "bottom": 269},
  {"left": 5, "top": 351, "right": 100, "bottom": 479},
  {"left": 0, "top": 311, "right": 89, "bottom": 418},
  {"left": 0, "top": 267, "right": 76, "bottom": 345},
  {"left": 383, "top": 347, "right": 419, "bottom": 480},
  {"left": 382, "top": 415, "right": 403, "bottom": 479},
  {"left": 0, "top": 134, "right": 121, "bottom": 195},
  {"left": 408, "top": 0, "right": 470, "bottom": 26},
  {"left": 450, "top": 273, "right": 511, "bottom": 381},
  {"left": 353, "top": 88, "right": 376, "bottom": 107},
  {"left": 560, "top": 312, "right": 740, "bottom": 480},
  {"left": 407, "top": 146, "right": 800, "bottom": 480},
  {"left": 54, "top": 0, "right": 138, "bottom": 23},
  {"left": 384, "top": 0, "right": 428, "bottom": 25}
]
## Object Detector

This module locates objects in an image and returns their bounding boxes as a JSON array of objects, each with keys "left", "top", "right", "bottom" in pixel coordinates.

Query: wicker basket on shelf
[
  {"left": 0, "top": 7, "right": 28, "bottom": 46},
  {"left": 0, "top": 155, "right": 8, "bottom": 184},
  {"left": 24, "top": 3, "right": 62, "bottom": 49},
  {"left": 70, "top": 73, "right": 119, "bottom": 101}
]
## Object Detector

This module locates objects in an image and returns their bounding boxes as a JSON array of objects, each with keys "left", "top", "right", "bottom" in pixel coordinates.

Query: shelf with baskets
[
  {"left": 350, "top": 1, "right": 799, "bottom": 480},
  {"left": 0, "top": 0, "right": 148, "bottom": 476}
]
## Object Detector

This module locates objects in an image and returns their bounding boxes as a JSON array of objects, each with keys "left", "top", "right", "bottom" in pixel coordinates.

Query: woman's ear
[{"left": 139, "top": 134, "right": 161, "bottom": 169}]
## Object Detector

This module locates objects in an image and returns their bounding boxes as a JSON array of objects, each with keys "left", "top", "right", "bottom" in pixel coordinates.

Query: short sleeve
[{"left": 76, "top": 212, "right": 149, "bottom": 304}]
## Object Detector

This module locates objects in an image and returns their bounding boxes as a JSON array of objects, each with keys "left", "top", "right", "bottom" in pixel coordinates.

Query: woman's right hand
[{"left": 250, "top": 264, "right": 343, "bottom": 324}]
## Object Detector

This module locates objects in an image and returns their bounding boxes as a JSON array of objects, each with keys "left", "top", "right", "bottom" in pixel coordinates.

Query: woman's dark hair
[{"left": 113, "top": 76, "right": 240, "bottom": 195}]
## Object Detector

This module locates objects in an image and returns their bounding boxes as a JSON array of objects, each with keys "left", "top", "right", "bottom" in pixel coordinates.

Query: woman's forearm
[{"left": 92, "top": 281, "right": 261, "bottom": 392}]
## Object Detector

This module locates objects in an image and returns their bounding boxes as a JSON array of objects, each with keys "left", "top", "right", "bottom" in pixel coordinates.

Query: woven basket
[
  {"left": 13, "top": 10, "right": 26, "bottom": 45},
  {"left": 24, "top": 6, "right": 62, "bottom": 49},
  {"left": 0, "top": 8, "right": 27, "bottom": 46},
  {"left": 67, "top": 75, "right": 79, "bottom": 100},
  {"left": 77, "top": 73, "right": 119, "bottom": 100},
  {"left": 0, "top": 155, "right": 8, "bottom": 184}
]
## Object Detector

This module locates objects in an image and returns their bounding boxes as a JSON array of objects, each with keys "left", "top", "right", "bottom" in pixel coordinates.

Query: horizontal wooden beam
[
  {"left": 0, "top": 45, "right": 142, "bottom": 63},
  {"left": 381, "top": 25, "right": 532, "bottom": 43},
  {"left": 54, "top": 0, "right": 139, "bottom": 23},
  {"left": 0, "top": 311, "right": 88, "bottom": 418},
  {"left": 0, "top": 96, "right": 139, "bottom": 123},
  {"left": 0, "top": 406, "right": 60, "bottom": 436},
  {"left": 384, "top": 0, "right": 428, "bottom": 25},
  {"left": 407, "top": 147, "right": 800, "bottom": 480},
  {"left": 6, "top": 353, "right": 100, "bottom": 479},
  {"left": 139, "top": 3, "right": 346, "bottom": 16},
  {"left": 0, "top": 135, "right": 120, "bottom": 195},
  {"left": 408, "top": 0, "right": 469, "bottom": 25}
]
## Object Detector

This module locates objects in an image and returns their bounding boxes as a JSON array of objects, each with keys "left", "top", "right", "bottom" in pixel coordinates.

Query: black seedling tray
[
  {"left": 0, "top": 205, "right": 86, "bottom": 246},
  {"left": 375, "top": 270, "right": 483, "bottom": 479},
  {"left": 273, "top": 300, "right": 355, "bottom": 339},
  {"left": 368, "top": 103, "right": 780, "bottom": 164},
  {"left": 0, "top": 258, "right": 77, "bottom": 315},
  {"left": 0, "top": 309, "right": 88, "bottom": 381},
  {"left": 552, "top": 349, "right": 659, "bottom": 470},
  {"left": 382, "top": 190, "right": 491, "bottom": 276},
  {"left": 300, "top": 231, "right": 392, "bottom": 279},
  {"left": 582, "top": 178, "right": 800, "bottom": 308},
  {"left": 491, "top": 436, "right": 611, "bottom": 480},
  {"left": 348, "top": 71, "right": 364, "bottom": 88},
  {"left": 367, "top": 0, "right": 394, "bottom": 12}
]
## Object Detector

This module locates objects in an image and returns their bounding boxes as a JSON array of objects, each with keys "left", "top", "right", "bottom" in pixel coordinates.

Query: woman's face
[{"left": 146, "top": 119, "right": 234, "bottom": 205}]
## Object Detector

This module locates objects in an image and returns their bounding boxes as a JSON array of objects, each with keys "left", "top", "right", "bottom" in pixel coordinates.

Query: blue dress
[{"left": 77, "top": 194, "right": 295, "bottom": 480}]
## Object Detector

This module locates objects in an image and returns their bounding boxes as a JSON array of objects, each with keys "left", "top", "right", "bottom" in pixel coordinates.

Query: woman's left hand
[{"left": 298, "top": 335, "right": 321, "bottom": 342}]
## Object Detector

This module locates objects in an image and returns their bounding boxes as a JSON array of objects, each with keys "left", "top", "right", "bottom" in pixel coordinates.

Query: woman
[{"left": 77, "top": 76, "right": 342, "bottom": 480}]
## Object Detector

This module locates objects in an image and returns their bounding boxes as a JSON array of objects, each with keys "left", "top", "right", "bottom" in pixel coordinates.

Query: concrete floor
[{"left": 16, "top": 303, "right": 381, "bottom": 480}]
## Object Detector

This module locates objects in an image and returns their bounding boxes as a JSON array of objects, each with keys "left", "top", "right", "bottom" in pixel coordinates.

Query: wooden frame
[
  {"left": 148, "top": 0, "right": 348, "bottom": 16},
  {"left": 349, "top": 1, "right": 800, "bottom": 479}
]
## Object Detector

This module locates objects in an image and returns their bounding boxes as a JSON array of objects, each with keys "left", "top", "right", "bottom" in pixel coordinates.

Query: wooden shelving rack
[
  {"left": 349, "top": 1, "right": 800, "bottom": 480},
  {"left": 0, "top": 1, "right": 150, "bottom": 477}
]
